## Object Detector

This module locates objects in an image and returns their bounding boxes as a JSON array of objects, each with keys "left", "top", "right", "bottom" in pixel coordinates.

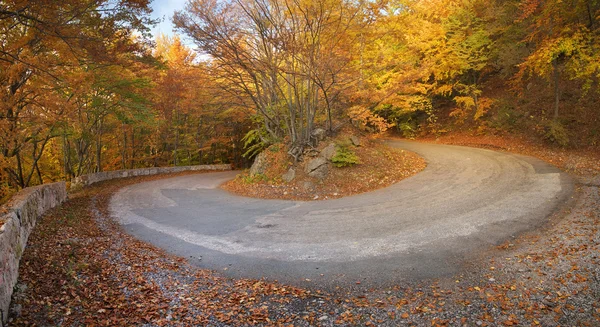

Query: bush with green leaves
[
  {"left": 543, "top": 120, "right": 569, "bottom": 146},
  {"left": 240, "top": 173, "right": 269, "bottom": 184},
  {"left": 331, "top": 144, "right": 360, "bottom": 167},
  {"left": 490, "top": 103, "right": 523, "bottom": 131}
]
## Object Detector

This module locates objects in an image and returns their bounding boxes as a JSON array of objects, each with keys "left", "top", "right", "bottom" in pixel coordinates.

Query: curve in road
[{"left": 110, "top": 140, "right": 573, "bottom": 288}]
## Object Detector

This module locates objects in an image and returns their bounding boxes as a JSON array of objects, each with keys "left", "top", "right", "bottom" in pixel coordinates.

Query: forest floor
[
  {"left": 222, "top": 130, "right": 426, "bottom": 201},
  {"left": 8, "top": 137, "right": 600, "bottom": 327}
]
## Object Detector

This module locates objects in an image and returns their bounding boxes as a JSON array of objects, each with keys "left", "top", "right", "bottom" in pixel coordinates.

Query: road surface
[{"left": 110, "top": 140, "right": 573, "bottom": 289}]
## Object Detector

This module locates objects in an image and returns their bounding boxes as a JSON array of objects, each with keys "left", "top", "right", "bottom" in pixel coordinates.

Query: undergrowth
[{"left": 331, "top": 144, "right": 360, "bottom": 168}]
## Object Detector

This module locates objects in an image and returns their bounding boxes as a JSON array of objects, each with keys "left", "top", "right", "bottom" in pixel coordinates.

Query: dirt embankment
[{"left": 222, "top": 130, "right": 426, "bottom": 201}]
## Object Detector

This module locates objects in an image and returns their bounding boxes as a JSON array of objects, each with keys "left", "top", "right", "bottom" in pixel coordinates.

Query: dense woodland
[{"left": 1, "top": 0, "right": 599, "bottom": 201}]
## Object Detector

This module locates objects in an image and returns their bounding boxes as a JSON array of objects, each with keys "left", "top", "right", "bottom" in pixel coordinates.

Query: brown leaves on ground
[{"left": 10, "top": 174, "right": 314, "bottom": 327}]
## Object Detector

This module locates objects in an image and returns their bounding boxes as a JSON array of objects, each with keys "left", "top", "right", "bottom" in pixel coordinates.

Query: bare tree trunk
[
  {"left": 552, "top": 59, "right": 560, "bottom": 121},
  {"left": 587, "top": 1, "right": 595, "bottom": 28},
  {"left": 24, "top": 136, "right": 50, "bottom": 187},
  {"left": 35, "top": 161, "right": 43, "bottom": 185},
  {"left": 130, "top": 127, "right": 135, "bottom": 169},
  {"left": 121, "top": 123, "right": 127, "bottom": 169},
  {"left": 96, "top": 119, "right": 102, "bottom": 172},
  {"left": 15, "top": 151, "right": 24, "bottom": 188},
  {"left": 174, "top": 108, "right": 180, "bottom": 166},
  {"left": 62, "top": 133, "right": 72, "bottom": 179}
]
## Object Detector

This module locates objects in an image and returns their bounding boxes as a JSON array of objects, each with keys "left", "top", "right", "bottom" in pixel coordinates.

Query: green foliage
[
  {"left": 543, "top": 120, "right": 569, "bottom": 147},
  {"left": 490, "top": 103, "right": 523, "bottom": 131},
  {"left": 376, "top": 103, "right": 433, "bottom": 138},
  {"left": 331, "top": 144, "right": 360, "bottom": 168},
  {"left": 239, "top": 173, "right": 269, "bottom": 184},
  {"left": 242, "top": 129, "right": 269, "bottom": 158},
  {"left": 268, "top": 144, "right": 280, "bottom": 153},
  {"left": 398, "top": 122, "right": 417, "bottom": 139}
]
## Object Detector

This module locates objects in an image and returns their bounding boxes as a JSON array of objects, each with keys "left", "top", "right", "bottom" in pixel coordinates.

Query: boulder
[
  {"left": 303, "top": 181, "right": 315, "bottom": 191},
  {"left": 305, "top": 157, "right": 329, "bottom": 179},
  {"left": 311, "top": 128, "right": 326, "bottom": 142},
  {"left": 321, "top": 143, "right": 337, "bottom": 161},
  {"left": 349, "top": 135, "right": 361, "bottom": 146},
  {"left": 282, "top": 168, "right": 296, "bottom": 183},
  {"left": 249, "top": 151, "right": 269, "bottom": 176}
]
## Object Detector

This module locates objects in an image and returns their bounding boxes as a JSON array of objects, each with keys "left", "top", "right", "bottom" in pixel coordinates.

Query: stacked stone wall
[
  {"left": 0, "top": 182, "right": 67, "bottom": 323},
  {"left": 1, "top": 163, "right": 231, "bottom": 324},
  {"left": 70, "top": 164, "right": 232, "bottom": 189}
]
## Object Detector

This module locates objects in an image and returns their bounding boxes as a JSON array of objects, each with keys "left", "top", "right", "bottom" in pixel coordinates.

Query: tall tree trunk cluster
[{"left": 174, "top": 0, "right": 360, "bottom": 156}]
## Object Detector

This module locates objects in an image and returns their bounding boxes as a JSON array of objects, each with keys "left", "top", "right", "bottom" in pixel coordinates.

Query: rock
[
  {"left": 311, "top": 128, "right": 326, "bottom": 142},
  {"left": 305, "top": 157, "right": 328, "bottom": 179},
  {"left": 349, "top": 135, "right": 361, "bottom": 146},
  {"left": 249, "top": 151, "right": 269, "bottom": 176},
  {"left": 15, "top": 284, "right": 27, "bottom": 293},
  {"left": 318, "top": 315, "right": 328, "bottom": 321},
  {"left": 303, "top": 181, "right": 315, "bottom": 191},
  {"left": 321, "top": 143, "right": 337, "bottom": 161},
  {"left": 306, "top": 157, "right": 327, "bottom": 172},
  {"left": 282, "top": 168, "right": 296, "bottom": 182},
  {"left": 10, "top": 303, "right": 22, "bottom": 317}
]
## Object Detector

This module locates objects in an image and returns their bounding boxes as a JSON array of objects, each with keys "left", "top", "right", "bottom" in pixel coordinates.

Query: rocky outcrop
[
  {"left": 71, "top": 164, "right": 232, "bottom": 189},
  {"left": 0, "top": 182, "right": 67, "bottom": 323},
  {"left": 249, "top": 152, "right": 269, "bottom": 176},
  {"left": 305, "top": 157, "right": 329, "bottom": 179},
  {"left": 311, "top": 128, "right": 326, "bottom": 143},
  {"left": 321, "top": 143, "right": 338, "bottom": 160},
  {"left": 282, "top": 168, "right": 296, "bottom": 182},
  {"left": 350, "top": 135, "right": 361, "bottom": 147}
]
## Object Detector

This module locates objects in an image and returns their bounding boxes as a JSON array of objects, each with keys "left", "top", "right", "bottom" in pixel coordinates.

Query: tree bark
[
  {"left": 552, "top": 58, "right": 560, "bottom": 121},
  {"left": 96, "top": 119, "right": 103, "bottom": 172}
]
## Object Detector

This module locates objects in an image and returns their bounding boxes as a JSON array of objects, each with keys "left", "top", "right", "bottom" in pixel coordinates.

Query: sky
[{"left": 149, "top": 0, "right": 188, "bottom": 39}]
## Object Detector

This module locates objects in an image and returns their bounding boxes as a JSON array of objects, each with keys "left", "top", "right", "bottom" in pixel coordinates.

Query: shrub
[
  {"left": 398, "top": 121, "right": 417, "bottom": 139},
  {"left": 490, "top": 103, "right": 523, "bottom": 131},
  {"left": 543, "top": 120, "right": 569, "bottom": 146},
  {"left": 331, "top": 144, "right": 360, "bottom": 167},
  {"left": 268, "top": 144, "right": 280, "bottom": 152},
  {"left": 240, "top": 173, "right": 269, "bottom": 184}
]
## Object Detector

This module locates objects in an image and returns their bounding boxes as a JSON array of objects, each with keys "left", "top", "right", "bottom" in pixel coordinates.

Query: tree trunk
[
  {"left": 96, "top": 119, "right": 102, "bottom": 172},
  {"left": 15, "top": 151, "right": 24, "bottom": 188},
  {"left": 121, "top": 123, "right": 128, "bottom": 169},
  {"left": 552, "top": 58, "right": 560, "bottom": 121},
  {"left": 174, "top": 109, "right": 180, "bottom": 166},
  {"left": 130, "top": 128, "right": 135, "bottom": 169},
  {"left": 62, "top": 133, "right": 72, "bottom": 179}
]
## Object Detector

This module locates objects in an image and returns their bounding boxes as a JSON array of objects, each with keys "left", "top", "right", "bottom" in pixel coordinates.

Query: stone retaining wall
[
  {"left": 0, "top": 163, "right": 232, "bottom": 324},
  {"left": 70, "top": 164, "right": 232, "bottom": 189},
  {"left": 0, "top": 182, "right": 67, "bottom": 324}
]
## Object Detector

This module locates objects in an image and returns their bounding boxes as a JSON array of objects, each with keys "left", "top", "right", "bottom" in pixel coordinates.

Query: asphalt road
[{"left": 110, "top": 140, "right": 573, "bottom": 289}]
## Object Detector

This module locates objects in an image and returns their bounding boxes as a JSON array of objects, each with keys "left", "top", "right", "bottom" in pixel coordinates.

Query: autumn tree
[
  {"left": 514, "top": 0, "right": 600, "bottom": 121},
  {"left": 0, "top": 0, "right": 155, "bottom": 191},
  {"left": 152, "top": 34, "right": 252, "bottom": 167},
  {"left": 357, "top": 0, "right": 498, "bottom": 135},
  {"left": 174, "top": 0, "right": 364, "bottom": 159}
]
